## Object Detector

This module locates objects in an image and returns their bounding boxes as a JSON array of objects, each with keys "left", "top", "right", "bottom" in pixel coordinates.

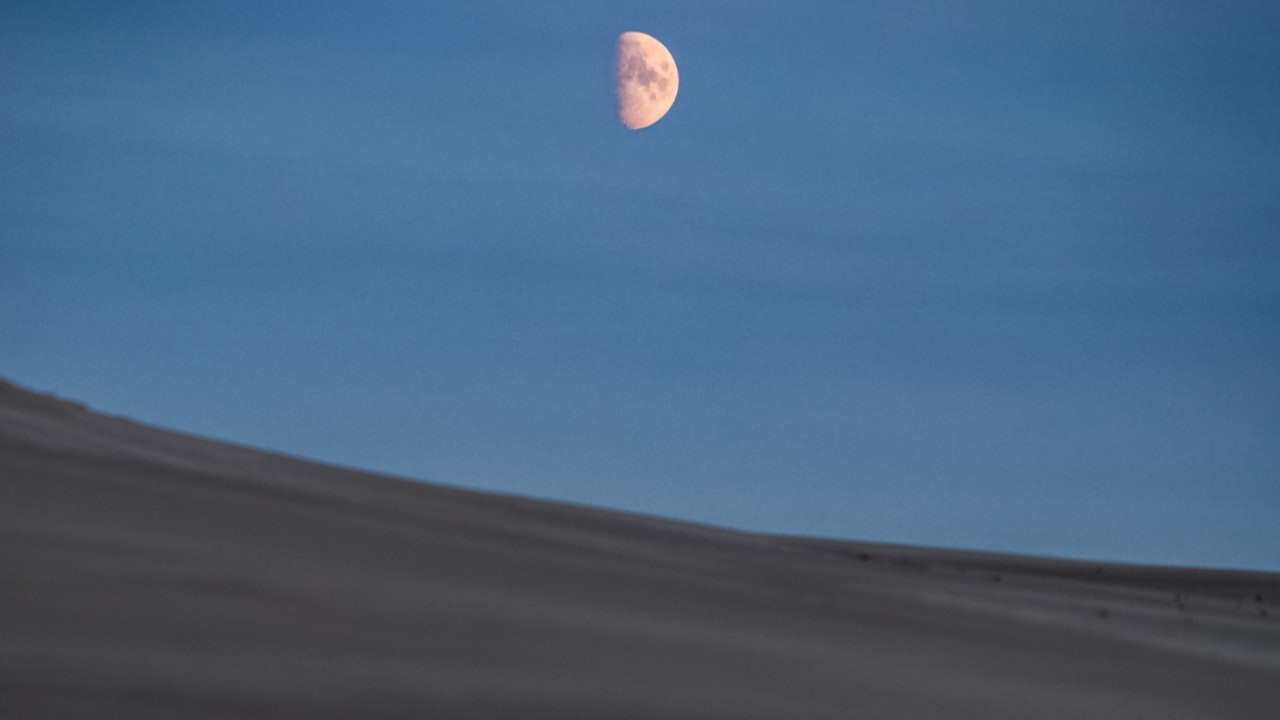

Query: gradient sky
[{"left": 4, "top": 1, "right": 1278, "bottom": 570}]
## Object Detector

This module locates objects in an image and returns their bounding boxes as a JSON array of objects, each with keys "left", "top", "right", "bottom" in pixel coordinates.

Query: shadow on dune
[{"left": 2, "top": 379, "right": 1278, "bottom": 719}]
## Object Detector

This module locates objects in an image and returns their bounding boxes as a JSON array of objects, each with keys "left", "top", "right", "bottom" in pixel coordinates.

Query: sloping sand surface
[{"left": 3, "top": 379, "right": 1278, "bottom": 718}]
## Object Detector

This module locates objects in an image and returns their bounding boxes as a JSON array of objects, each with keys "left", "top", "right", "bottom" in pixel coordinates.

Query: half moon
[{"left": 616, "top": 31, "right": 679, "bottom": 130}]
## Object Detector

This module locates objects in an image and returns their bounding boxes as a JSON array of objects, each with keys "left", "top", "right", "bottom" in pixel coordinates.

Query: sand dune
[{"left": 2, "top": 378, "right": 1277, "bottom": 718}]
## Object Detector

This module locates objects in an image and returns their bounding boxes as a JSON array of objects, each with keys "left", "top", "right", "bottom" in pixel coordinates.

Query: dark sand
[{"left": 3, "top": 379, "right": 1278, "bottom": 718}]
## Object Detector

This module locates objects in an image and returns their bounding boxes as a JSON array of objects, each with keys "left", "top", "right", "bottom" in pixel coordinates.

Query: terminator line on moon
[{"left": 616, "top": 31, "right": 679, "bottom": 130}]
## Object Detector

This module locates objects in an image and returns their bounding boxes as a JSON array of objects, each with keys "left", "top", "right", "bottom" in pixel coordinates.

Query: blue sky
[{"left": 3, "top": 1, "right": 1278, "bottom": 570}]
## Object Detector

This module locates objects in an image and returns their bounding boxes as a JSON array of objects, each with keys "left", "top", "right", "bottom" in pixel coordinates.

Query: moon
[{"left": 616, "top": 31, "right": 679, "bottom": 130}]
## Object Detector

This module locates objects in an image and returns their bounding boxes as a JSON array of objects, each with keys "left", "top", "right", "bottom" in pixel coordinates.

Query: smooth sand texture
[{"left": 3, "top": 379, "right": 1278, "bottom": 718}]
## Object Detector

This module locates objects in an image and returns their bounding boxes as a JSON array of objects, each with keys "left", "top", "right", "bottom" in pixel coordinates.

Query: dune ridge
[{"left": 2, "top": 378, "right": 1277, "bottom": 718}]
